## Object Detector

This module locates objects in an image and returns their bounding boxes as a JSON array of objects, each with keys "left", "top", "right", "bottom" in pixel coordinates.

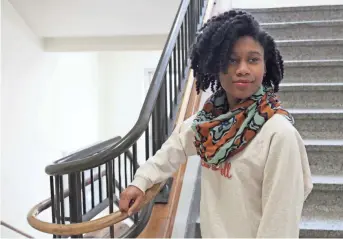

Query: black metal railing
[
  {"left": 47, "top": 136, "right": 139, "bottom": 238},
  {"left": 32, "top": 0, "right": 208, "bottom": 238}
]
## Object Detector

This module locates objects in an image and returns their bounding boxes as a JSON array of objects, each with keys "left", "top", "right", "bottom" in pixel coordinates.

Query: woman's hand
[{"left": 119, "top": 186, "right": 144, "bottom": 216}]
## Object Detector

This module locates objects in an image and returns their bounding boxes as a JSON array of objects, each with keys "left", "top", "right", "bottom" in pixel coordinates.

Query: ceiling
[{"left": 8, "top": 0, "right": 182, "bottom": 38}]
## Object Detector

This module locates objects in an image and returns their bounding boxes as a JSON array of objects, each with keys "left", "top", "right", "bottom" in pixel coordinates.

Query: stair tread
[
  {"left": 280, "top": 82, "right": 343, "bottom": 87},
  {"left": 311, "top": 175, "right": 343, "bottom": 185},
  {"left": 300, "top": 218, "right": 343, "bottom": 231},
  {"left": 304, "top": 139, "right": 343, "bottom": 146},
  {"left": 237, "top": 5, "right": 343, "bottom": 12},
  {"left": 261, "top": 19, "right": 343, "bottom": 27},
  {"left": 284, "top": 59, "right": 343, "bottom": 66},
  {"left": 288, "top": 108, "right": 343, "bottom": 114},
  {"left": 276, "top": 38, "right": 343, "bottom": 45},
  {"left": 279, "top": 82, "right": 343, "bottom": 91}
]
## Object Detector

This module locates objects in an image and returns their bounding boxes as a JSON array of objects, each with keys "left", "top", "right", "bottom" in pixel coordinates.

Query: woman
[{"left": 119, "top": 10, "right": 313, "bottom": 238}]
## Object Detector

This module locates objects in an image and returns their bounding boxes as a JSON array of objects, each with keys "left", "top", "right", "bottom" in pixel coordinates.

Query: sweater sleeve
[
  {"left": 130, "top": 115, "right": 197, "bottom": 193},
  {"left": 256, "top": 127, "right": 313, "bottom": 238}
]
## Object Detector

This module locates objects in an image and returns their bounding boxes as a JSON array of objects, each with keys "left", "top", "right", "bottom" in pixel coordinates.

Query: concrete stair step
[
  {"left": 289, "top": 109, "right": 343, "bottom": 140},
  {"left": 277, "top": 39, "right": 343, "bottom": 61},
  {"left": 284, "top": 59, "right": 343, "bottom": 83},
  {"left": 300, "top": 218, "right": 343, "bottom": 238},
  {"left": 238, "top": 5, "right": 343, "bottom": 23},
  {"left": 305, "top": 139, "right": 343, "bottom": 176},
  {"left": 262, "top": 20, "right": 343, "bottom": 40},
  {"left": 278, "top": 83, "right": 343, "bottom": 109},
  {"left": 301, "top": 175, "right": 343, "bottom": 238}
]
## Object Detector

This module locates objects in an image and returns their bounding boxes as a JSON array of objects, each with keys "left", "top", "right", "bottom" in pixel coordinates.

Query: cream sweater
[{"left": 131, "top": 113, "right": 313, "bottom": 238}]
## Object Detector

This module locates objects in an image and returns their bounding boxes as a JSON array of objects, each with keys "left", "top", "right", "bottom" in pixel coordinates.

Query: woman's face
[{"left": 219, "top": 36, "right": 265, "bottom": 104}]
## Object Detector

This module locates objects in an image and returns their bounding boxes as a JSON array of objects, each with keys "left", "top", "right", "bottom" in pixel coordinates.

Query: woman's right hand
[{"left": 119, "top": 185, "right": 144, "bottom": 216}]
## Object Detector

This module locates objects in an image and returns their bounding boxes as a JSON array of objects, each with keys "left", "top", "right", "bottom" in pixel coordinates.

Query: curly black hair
[{"left": 190, "top": 10, "right": 284, "bottom": 94}]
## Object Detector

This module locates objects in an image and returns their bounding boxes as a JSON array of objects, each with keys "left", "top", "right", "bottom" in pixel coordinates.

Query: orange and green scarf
[{"left": 191, "top": 86, "right": 294, "bottom": 166}]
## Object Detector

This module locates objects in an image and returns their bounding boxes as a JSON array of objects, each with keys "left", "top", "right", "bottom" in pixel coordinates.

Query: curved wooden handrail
[{"left": 27, "top": 181, "right": 166, "bottom": 236}]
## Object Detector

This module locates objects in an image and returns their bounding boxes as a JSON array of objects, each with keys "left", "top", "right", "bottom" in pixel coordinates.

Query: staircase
[
  {"left": 190, "top": 4, "right": 343, "bottom": 238},
  {"left": 256, "top": 6, "right": 343, "bottom": 238}
]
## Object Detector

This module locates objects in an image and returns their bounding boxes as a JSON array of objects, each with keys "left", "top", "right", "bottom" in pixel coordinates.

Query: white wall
[
  {"left": 1, "top": 1, "right": 99, "bottom": 238},
  {"left": 1, "top": 1, "right": 163, "bottom": 237},
  {"left": 97, "top": 51, "right": 161, "bottom": 141},
  {"left": 97, "top": 51, "right": 161, "bottom": 166}
]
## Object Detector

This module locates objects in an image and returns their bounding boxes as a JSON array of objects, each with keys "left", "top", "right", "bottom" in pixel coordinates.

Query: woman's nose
[{"left": 236, "top": 61, "right": 250, "bottom": 76}]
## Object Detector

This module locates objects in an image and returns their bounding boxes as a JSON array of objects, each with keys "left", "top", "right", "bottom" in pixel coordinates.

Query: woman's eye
[
  {"left": 229, "top": 58, "right": 237, "bottom": 64},
  {"left": 249, "top": 58, "right": 260, "bottom": 63}
]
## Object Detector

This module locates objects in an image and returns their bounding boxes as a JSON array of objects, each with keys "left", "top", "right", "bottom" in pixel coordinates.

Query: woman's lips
[{"left": 233, "top": 80, "right": 251, "bottom": 88}]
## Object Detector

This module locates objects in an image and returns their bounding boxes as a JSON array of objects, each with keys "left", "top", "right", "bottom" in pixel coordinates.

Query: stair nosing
[
  {"left": 300, "top": 219, "right": 343, "bottom": 232},
  {"left": 279, "top": 82, "right": 343, "bottom": 91},
  {"left": 284, "top": 59, "right": 343, "bottom": 67},
  {"left": 261, "top": 19, "right": 343, "bottom": 28},
  {"left": 236, "top": 5, "right": 343, "bottom": 13},
  {"left": 276, "top": 38, "right": 343, "bottom": 46},
  {"left": 311, "top": 175, "right": 343, "bottom": 185},
  {"left": 288, "top": 109, "right": 343, "bottom": 114},
  {"left": 280, "top": 82, "right": 343, "bottom": 86},
  {"left": 304, "top": 139, "right": 343, "bottom": 147}
]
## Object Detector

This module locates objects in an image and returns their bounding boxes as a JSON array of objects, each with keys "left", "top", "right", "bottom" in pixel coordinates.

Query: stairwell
[
  {"left": 186, "top": 4, "right": 343, "bottom": 238},
  {"left": 255, "top": 5, "right": 343, "bottom": 238}
]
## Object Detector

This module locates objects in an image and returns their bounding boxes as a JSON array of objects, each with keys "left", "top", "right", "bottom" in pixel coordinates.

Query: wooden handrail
[{"left": 27, "top": 181, "right": 166, "bottom": 236}]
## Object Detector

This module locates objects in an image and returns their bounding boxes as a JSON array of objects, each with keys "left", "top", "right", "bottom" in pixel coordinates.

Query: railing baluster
[
  {"left": 54, "top": 176, "right": 61, "bottom": 227},
  {"left": 107, "top": 160, "right": 115, "bottom": 238},
  {"left": 130, "top": 151, "right": 134, "bottom": 181},
  {"left": 188, "top": 7, "right": 192, "bottom": 49},
  {"left": 133, "top": 143, "right": 138, "bottom": 174},
  {"left": 90, "top": 169, "right": 95, "bottom": 209},
  {"left": 49, "top": 176, "right": 56, "bottom": 238},
  {"left": 124, "top": 154, "right": 128, "bottom": 188},
  {"left": 195, "top": 0, "right": 198, "bottom": 34},
  {"left": 152, "top": 108, "right": 158, "bottom": 155},
  {"left": 176, "top": 34, "right": 181, "bottom": 102},
  {"left": 191, "top": 0, "right": 195, "bottom": 37},
  {"left": 132, "top": 142, "right": 138, "bottom": 222},
  {"left": 145, "top": 126, "right": 150, "bottom": 161},
  {"left": 173, "top": 46, "right": 177, "bottom": 107},
  {"left": 164, "top": 74, "right": 168, "bottom": 136},
  {"left": 168, "top": 59, "right": 173, "bottom": 120},
  {"left": 68, "top": 172, "right": 82, "bottom": 238},
  {"left": 59, "top": 176, "right": 65, "bottom": 224},
  {"left": 118, "top": 156, "right": 122, "bottom": 194},
  {"left": 181, "top": 24, "right": 185, "bottom": 80},
  {"left": 81, "top": 171, "right": 86, "bottom": 214},
  {"left": 105, "top": 163, "right": 109, "bottom": 198},
  {"left": 113, "top": 159, "right": 116, "bottom": 195},
  {"left": 198, "top": 0, "right": 201, "bottom": 23},
  {"left": 185, "top": 11, "right": 189, "bottom": 58},
  {"left": 98, "top": 166, "right": 102, "bottom": 202}
]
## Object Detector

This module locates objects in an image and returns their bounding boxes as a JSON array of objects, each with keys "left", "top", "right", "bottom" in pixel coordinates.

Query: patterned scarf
[{"left": 191, "top": 86, "right": 294, "bottom": 166}]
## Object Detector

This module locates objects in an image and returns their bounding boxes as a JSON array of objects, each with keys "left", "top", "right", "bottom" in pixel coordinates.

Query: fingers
[
  {"left": 128, "top": 195, "right": 144, "bottom": 216},
  {"left": 119, "top": 192, "right": 131, "bottom": 213},
  {"left": 119, "top": 186, "right": 145, "bottom": 216}
]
